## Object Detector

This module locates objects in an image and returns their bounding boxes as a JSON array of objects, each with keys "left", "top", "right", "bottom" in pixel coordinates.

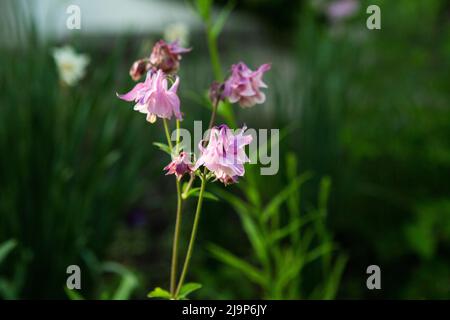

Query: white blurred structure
[{"left": 5, "top": 0, "right": 258, "bottom": 42}]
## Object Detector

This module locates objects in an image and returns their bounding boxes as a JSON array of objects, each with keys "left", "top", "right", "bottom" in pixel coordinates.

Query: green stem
[
  {"left": 170, "top": 179, "right": 183, "bottom": 297},
  {"left": 207, "top": 99, "right": 218, "bottom": 132},
  {"left": 206, "top": 27, "right": 223, "bottom": 81},
  {"left": 163, "top": 119, "right": 173, "bottom": 151},
  {"left": 175, "top": 176, "right": 207, "bottom": 298},
  {"left": 181, "top": 174, "right": 196, "bottom": 199},
  {"left": 202, "top": 99, "right": 220, "bottom": 148},
  {"left": 205, "top": 20, "right": 236, "bottom": 126},
  {"left": 162, "top": 119, "right": 183, "bottom": 298},
  {"left": 175, "top": 120, "right": 180, "bottom": 154}
]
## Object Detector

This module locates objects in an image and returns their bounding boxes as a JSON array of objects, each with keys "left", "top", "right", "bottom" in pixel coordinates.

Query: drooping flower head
[
  {"left": 223, "top": 62, "right": 271, "bottom": 108},
  {"left": 149, "top": 39, "right": 191, "bottom": 74},
  {"left": 164, "top": 151, "right": 193, "bottom": 180},
  {"left": 195, "top": 125, "right": 253, "bottom": 185},
  {"left": 52, "top": 46, "right": 90, "bottom": 86},
  {"left": 117, "top": 69, "right": 182, "bottom": 123}
]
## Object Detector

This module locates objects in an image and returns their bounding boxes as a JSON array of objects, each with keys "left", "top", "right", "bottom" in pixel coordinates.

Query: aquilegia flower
[
  {"left": 149, "top": 39, "right": 191, "bottom": 74},
  {"left": 195, "top": 125, "right": 252, "bottom": 185},
  {"left": 164, "top": 151, "right": 193, "bottom": 180},
  {"left": 52, "top": 46, "right": 90, "bottom": 86},
  {"left": 117, "top": 69, "right": 182, "bottom": 123},
  {"left": 223, "top": 62, "right": 271, "bottom": 108}
]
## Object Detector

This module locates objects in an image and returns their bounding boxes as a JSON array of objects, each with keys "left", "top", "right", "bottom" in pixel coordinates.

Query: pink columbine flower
[
  {"left": 223, "top": 62, "right": 271, "bottom": 108},
  {"left": 117, "top": 69, "right": 182, "bottom": 123},
  {"left": 194, "top": 125, "right": 253, "bottom": 185},
  {"left": 164, "top": 151, "right": 193, "bottom": 180},
  {"left": 326, "top": 0, "right": 359, "bottom": 23},
  {"left": 149, "top": 39, "right": 191, "bottom": 74}
]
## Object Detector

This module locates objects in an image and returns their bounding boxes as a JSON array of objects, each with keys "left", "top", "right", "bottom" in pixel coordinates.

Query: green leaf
[
  {"left": 213, "top": 189, "right": 268, "bottom": 265},
  {"left": 153, "top": 142, "right": 172, "bottom": 155},
  {"left": 211, "top": 0, "right": 235, "bottom": 37},
  {"left": 269, "top": 219, "right": 302, "bottom": 244},
  {"left": 208, "top": 244, "right": 266, "bottom": 286},
  {"left": 322, "top": 254, "right": 348, "bottom": 299},
  {"left": 285, "top": 153, "right": 301, "bottom": 244},
  {"left": 177, "top": 283, "right": 202, "bottom": 299},
  {"left": 304, "top": 243, "right": 334, "bottom": 264},
  {"left": 184, "top": 187, "right": 219, "bottom": 201},
  {"left": 269, "top": 212, "right": 325, "bottom": 244},
  {"left": 101, "top": 262, "right": 139, "bottom": 300},
  {"left": 213, "top": 188, "right": 252, "bottom": 216},
  {"left": 261, "top": 173, "right": 312, "bottom": 222},
  {"left": 0, "top": 239, "right": 17, "bottom": 265},
  {"left": 239, "top": 213, "right": 268, "bottom": 266},
  {"left": 274, "top": 250, "right": 305, "bottom": 294},
  {"left": 318, "top": 177, "right": 331, "bottom": 216},
  {"left": 147, "top": 287, "right": 171, "bottom": 299},
  {"left": 65, "top": 287, "right": 85, "bottom": 300}
]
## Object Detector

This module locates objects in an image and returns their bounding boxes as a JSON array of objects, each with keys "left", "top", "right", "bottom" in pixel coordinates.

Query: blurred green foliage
[{"left": 0, "top": 2, "right": 155, "bottom": 298}]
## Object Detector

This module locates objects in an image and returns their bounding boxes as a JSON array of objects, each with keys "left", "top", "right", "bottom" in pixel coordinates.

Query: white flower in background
[
  {"left": 52, "top": 46, "right": 90, "bottom": 86},
  {"left": 326, "top": 0, "right": 359, "bottom": 23},
  {"left": 164, "top": 22, "right": 190, "bottom": 47},
  {"left": 310, "top": 0, "right": 359, "bottom": 23}
]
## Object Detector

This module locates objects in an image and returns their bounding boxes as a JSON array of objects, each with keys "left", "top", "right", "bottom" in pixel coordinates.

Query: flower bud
[{"left": 129, "top": 59, "right": 150, "bottom": 81}]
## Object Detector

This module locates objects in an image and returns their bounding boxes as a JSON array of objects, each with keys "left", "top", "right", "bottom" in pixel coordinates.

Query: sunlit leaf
[
  {"left": 184, "top": 187, "right": 219, "bottom": 201},
  {"left": 153, "top": 142, "right": 172, "bottom": 155},
  {"left": 65, "top": 287, "right": 85, "bottom": 300},
  {"left": 211, "top": 0, "right": 235, "bottom": 37},
  {"left": 148, "top": 287, "right": 171, "bottom": 299},
  {"left": 178, "top": 282, "right": 202, "bottom": 299}
]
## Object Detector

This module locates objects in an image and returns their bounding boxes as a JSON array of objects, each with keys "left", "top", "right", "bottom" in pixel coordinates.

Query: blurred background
[{"left": 0, "top": 0, "right": 449, "bottom": 299}]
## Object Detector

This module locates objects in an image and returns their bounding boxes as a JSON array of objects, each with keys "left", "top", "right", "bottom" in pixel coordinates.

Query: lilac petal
[
  {"left": 116, "top": 82, "right": 145, "bottom": 101},
  {"left": 169, "top": 76, "right": 180, "bottom": 93}
]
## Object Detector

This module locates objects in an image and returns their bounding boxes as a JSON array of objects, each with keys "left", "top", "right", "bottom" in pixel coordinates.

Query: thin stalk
[
  {"left": 181, "top": 174, "right": 196, "bottom": 199},
  {"left": 163, "top": 119, "right": 173, "bottom": 151},
  {"left": 175, "top": 176, "right": 207, "bottom": 298},
  {"left": 205, "top": 20, "right": 236, "bottom": 126},
  {"left": 170, "top": 179, "right": 183, "bottom": 297},
  {"left": 175, "top": 120, "right": 180, "bottom": 154},
  {"left": 206, "top": 26, "right": 223, "bottom": 81},
  {"left": 163, "top": 119, "right": 183, "bottom": 297},
  {"left": 203, "top": 98, "right": 219, "bottom": 149},
  {"left": 207, "top": 99, "right": 218, "bottom": 133}
]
